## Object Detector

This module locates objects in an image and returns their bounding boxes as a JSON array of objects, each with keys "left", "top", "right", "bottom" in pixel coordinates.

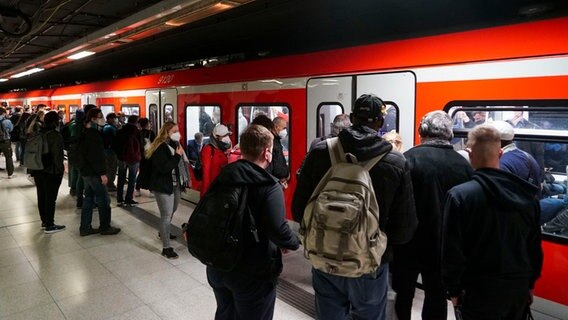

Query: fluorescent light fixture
[
  {"left": 0, "top": 78, "right": 8, "bottom": 82},
  {"left": 11, "top": 68, "right": 44, "bottom": 78},
  {"left": 67, "top": 51, "right": 95, "bottom": 60}
]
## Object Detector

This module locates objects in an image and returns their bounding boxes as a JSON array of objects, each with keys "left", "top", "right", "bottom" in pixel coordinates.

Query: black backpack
[{"left": 184, "top": 184, "right": 258, "bottom": 271}]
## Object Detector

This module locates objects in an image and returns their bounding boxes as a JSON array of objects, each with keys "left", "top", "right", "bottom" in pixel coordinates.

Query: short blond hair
[
  {"left": 240, "top": 124, "right": 273, "bottom": 160},
  {"left": 467, "top": 125, "right": 501, "bottom": 163}
]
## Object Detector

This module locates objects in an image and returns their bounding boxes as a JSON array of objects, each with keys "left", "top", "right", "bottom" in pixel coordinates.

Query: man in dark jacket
[
  {"left": 292, "top": 94, "right": 417, "bottom": 320},
  {"left": 115, "top": 115, "right": 141, "bottom": 206},
  {"left": 206, "top": 124, "right": 299, "bottom": 320},
  {"left": 442, "top": 125, "right": 543, "bottom": 319},
  {"left": 79, "top": 108, "right": 121, "bottom": 236},
  {"left": 33, "top": 111, "right": 66, "bottom": 233},
  {"left": 393, "top": 111, "right": 474, "bottom": 320}
]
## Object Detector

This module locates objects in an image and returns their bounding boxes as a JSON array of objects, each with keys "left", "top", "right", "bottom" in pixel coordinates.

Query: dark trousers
[
  {"left": 117, "top": 161, "right": 139, "bottom": 202},
  {"left": 0, "top": 141, "right": 14, "bottom": 176},
  {"left": 461, "top": 279, "right": 530, "bottom": 320},
  {"left": 392, "top": 265, "right": 447, "bottom": 320},
  {"left": 105, "top": 150, "right": 118, "bottom": 187},
  {"left": 34, "top": 172, "right": 63, "bottom": 226},
  {"left": 80, "top": 175, "right": 112, "bottom": 232},
  {"left": 207, "top": 267, "right": 277, "bottom": 320}
]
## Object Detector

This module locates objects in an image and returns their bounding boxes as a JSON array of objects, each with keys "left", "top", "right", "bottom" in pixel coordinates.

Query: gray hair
[
  {"left": 418, "top": 110, "right": 454, "bottom": 141},
  {"left": 330, "top": 114, "right": 351, "bottom": 136}
]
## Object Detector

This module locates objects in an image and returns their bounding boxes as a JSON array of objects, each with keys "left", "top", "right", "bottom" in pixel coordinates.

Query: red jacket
[{"left": 200, "top": 144, "right": 228, "bottom": 196}]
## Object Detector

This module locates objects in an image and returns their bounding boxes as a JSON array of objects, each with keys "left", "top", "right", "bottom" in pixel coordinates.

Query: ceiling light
[
  {"left": 67, "top": 51, "right": 95, "bottom": 60},
  {"left": 11, "top": 68, "right": 44, "bottom": 78},
  {"left": 0, "top": 78, "right": 8, "bottom": 82}
]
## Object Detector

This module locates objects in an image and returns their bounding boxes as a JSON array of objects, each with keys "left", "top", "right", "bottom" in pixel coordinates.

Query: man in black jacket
[
  {"left": 206, "top": 124, "right": 299, "bottom": 320},
  {"left": 292, "top": 94, "right": 417, "bottom": 320},
  {"left": 442, "top": 125, "right": 543, "bottom": 319},
  {"left": 79, "top": 108, "right": 121, "bottom": 236},
  {"left": 393, "top": 111, "right": 474, "bottom": 320}
]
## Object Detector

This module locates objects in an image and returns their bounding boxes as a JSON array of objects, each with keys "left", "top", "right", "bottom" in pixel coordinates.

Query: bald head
[{"left": 466, "top": 125, "right": 502, "bottom": 170}]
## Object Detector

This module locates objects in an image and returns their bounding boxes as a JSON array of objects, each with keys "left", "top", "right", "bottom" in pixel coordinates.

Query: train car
[{"left": 1, "top": 16, "right": 567, "bottom": 318}]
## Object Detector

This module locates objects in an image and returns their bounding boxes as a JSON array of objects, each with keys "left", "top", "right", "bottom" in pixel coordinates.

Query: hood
[
  {"left": 338, "top": 125, "right": 393, "bottom": 161},
  {"left": 216, "top": 159, "right": 278, "bottom": 186},
  {"left": 474, "top": 168, "right": 539, "bottom": 210}
]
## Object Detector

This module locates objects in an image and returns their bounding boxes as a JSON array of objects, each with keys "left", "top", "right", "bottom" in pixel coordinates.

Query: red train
[{"left": 2, "top": 16, "right": 567, "bottom": 317}]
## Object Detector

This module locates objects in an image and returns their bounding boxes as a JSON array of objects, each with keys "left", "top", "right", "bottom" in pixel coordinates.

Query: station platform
[{"left": 1, "top": 158, "right": 548, "bottom": 319}]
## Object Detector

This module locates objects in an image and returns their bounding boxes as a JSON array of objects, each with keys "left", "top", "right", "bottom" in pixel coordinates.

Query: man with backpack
[
  {"left": 0, "top": 107, "right": 15, "bottom": 178},
  {"left": 186, "top": 124, "right": 299, "bottom": 320},
  {"left": 292, "top": 94, "right": 417, "bottom": 320},
  {"left": 102, "top": 113, "right": 119, "bottom": 191}
]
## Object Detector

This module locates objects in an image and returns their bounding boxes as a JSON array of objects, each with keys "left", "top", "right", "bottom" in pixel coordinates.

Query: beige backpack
[{"left": 300, "top": 137, "right": 387, "bottom": 277}]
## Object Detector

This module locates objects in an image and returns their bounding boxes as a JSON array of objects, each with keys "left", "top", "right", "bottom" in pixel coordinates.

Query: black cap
[{"left": 352, "top": 94, "right": 385, "bottom": 123}]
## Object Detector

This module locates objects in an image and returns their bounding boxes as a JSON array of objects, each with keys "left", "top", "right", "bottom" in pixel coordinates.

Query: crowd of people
[{"left": 0, "top": 96, "right": 558, "bottom": 320}]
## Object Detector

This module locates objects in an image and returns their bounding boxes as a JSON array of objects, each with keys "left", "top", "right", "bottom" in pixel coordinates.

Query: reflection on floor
[{"left": 0, "top": 159, "right": 559, "bottom": 319}]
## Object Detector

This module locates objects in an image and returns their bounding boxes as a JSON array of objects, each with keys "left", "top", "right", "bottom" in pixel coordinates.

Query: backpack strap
[
  {"left": 326, "top": 137, "right": 345, "bottom": 165},
  {"left": 361, "top": 152, "right": 388, "bottom": 171}
]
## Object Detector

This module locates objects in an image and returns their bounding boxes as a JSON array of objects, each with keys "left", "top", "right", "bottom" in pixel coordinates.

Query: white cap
[
  {"left": 213, "top": 124, "right": 231, "bottom": 137},
  {"left": 490, "top": 120, "right": 515, "bottom": 140}
]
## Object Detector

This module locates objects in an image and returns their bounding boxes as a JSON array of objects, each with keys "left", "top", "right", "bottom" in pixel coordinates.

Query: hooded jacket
[
  {"left": 79, "top": 126, "right": 107, "bottom": 177},
  {"left": 209, "top": 159, "right": 299, "bottom": 278},
  {"left": 292, "top": 125, "right": 418, "bottom": 264},
  {"left": 442, "top": 168, "right": 543, "bottom": 297}
]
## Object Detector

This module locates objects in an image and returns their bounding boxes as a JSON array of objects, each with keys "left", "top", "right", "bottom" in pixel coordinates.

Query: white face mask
[
  {"left": 170, "top": 132, "right": 181, "bottom": 142},
  {"left": 96, "top": 118, "right": 105, "bottom": 127},
  {"left": 221, "top": 135, "right": 232, "bottom": 146},
  {"left": 279, "top": 129, "right": 287, "bottom": 139}
]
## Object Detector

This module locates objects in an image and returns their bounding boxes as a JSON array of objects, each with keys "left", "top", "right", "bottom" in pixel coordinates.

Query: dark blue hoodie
[{"left": 442, "top": 168, "right": 543, "bottom": 296}]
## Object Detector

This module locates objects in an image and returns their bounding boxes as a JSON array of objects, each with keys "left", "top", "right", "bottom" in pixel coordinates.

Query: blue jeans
[
  {"left": 312, "top": 264, "right": 389, "bottom": 320},
  {"left": 207, "top": 267, "right": 277, "bottom": 320},
  {"left": 540, "top": 197, "right": 568, "bottom": 225},
  {"left": 80, "top": 176, "right": 112, "bottom": 232},
  {"left": 117, "top": 161, "right": 139, "bottom": 203}
]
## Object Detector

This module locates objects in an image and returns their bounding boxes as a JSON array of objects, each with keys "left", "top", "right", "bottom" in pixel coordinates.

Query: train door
[
  {"left": 81, "top": 93, "right": 96, "bottom": 108},
  {"left": 306, "top": 71, "right": 416, "bottom": 151},
  {"left": 145, "top": 88, "right": 178, "bottom": 134}
]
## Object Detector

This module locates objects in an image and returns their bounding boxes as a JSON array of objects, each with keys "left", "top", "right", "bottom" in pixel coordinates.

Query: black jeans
[
  {"left": 207, "top": 267, "right": 277, "bottom": 320},
  {"left": 0, "top": 140, "right": 14, "bottom": 176},
  {"left": 34, "top": 172, "right": 63, "bottom": 226},
  {"left": 461, "top": 279, "right": 530, "bottom": 320}
]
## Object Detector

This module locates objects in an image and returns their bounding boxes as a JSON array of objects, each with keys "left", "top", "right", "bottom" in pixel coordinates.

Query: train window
[
  {"left": 164, "top": 104, "right": 174, "bottom": 122},
  {"left": 381, "top": 102, "right": 399, "bottom": 135},
  {"left": 185, "top": 105, "right": 221, "bottom": 145},
  {"left": 57, "top": 104, "right": 65, "bottom": 111},
  {"left": 148, "top": 104, "right": 158, "bottom": 134},
  {"left": 446, "top": 102, "right": 568, "bottom": 242},
  {"left": 237, "top": 104, "right": 290, "bottom": 165},
  {"left": 69, "top": 104, "right": 79, "bottom": 120},
  {"left": 100, "top": 105, "right": 114, "bottom": 119},
  {"left": 316, "top": 103, "right": 343, "bottom": 138},
  {"left": 121, "top": 104, "right": 140, "bottom": 116}
]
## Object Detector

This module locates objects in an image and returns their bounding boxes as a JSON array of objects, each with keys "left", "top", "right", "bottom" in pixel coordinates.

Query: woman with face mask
[
  {"left": 199, "top": 124, "right": 231, "bottom": 197},
  {"left": 145, "top": 121, "right": 190, "bottom": 259}
]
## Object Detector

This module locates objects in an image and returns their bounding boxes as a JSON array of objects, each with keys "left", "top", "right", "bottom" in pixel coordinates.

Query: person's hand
[
  {"left": 456, "top": 111, "right": 470, "bottom": 122},
  {"left": 100, "top": 175, "right": 108, "bottom": 186},
  {"left": 279, "top": 179, "right": 288, "bottom": 189},
  {"left": 176, "top": 144, "right": 183, "bottom": 156},
  {"left": 528, "top": 289, "right": 534, "bottom": 305}
]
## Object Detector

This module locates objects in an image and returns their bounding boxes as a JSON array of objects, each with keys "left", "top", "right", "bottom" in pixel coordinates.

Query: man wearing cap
[
  {"left": 200, "top": 124, "right": 231, "bottom": 197},
  {"left": 293, "top": 94, "right": 417, "bottom": 320},
  {"left": 490, "top": 120, "right": 541, "bottom": 195}
]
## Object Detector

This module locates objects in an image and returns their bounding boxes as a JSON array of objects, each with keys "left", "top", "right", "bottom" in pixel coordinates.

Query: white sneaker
[{"left": 7, "top": 174, "right": 15, "bottom": 179}]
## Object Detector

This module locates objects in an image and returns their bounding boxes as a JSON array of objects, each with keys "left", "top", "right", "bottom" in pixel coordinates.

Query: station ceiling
[{"left": 1, "top": 0, "right": 567, "bottom": 92}]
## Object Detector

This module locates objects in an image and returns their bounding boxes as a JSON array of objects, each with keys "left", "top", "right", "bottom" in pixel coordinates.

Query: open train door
[{"left": 306, "top": 71, "right": 416, "bottom": 151}]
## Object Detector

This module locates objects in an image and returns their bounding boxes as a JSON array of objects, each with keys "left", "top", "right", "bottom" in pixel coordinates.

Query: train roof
[{"left": 1, "top": 0, "right": 567, "bottom": 93}]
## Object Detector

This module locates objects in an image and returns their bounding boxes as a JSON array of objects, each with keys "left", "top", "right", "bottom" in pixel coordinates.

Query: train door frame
[
  {"left": 81, "top": 93, "right": 96, "bottom": 107},
  {"left": 145, "top": 88, "right": 178, "bottom": 134},
  {"left": 306, "top": 71, "right": 416, "bottom": 151}
]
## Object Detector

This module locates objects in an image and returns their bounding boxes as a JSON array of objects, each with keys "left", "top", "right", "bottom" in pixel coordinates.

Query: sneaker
[
  {"left": 117, "top": 202, "right": 124, "bottom": 207},
  {"left": 80, "top": 227, "right": 99, "bottom": 236},
  {"left": 158, "top": 232, "right": 177, "bottom": 240},
  {"left": 44, "top": 224, "right": 66, "bottom": 234},
  {"left": 99, "top": 226, "right": 121, "bottom": 235},
  {"left": 161, "top": 247, "right": 179, "bottom": 259},
  {"left": 125, "top": 200, "right": 139, "bottom": 207},
  {"left": 7, "top": 174, "right": 15, "bottom": 179},
  {"left": 40, "top": 223, "right": 47, "bottom": 230}
]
